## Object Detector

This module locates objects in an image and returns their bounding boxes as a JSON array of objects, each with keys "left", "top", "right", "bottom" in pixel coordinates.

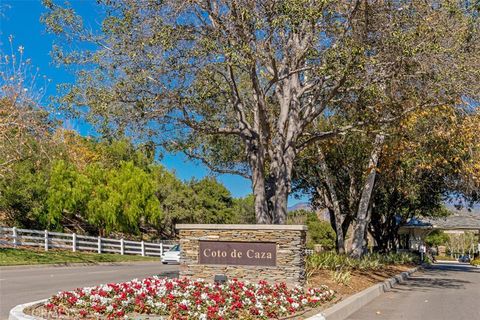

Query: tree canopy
[
  {"left": 0, "top": 128, "right": 254, "bottom": 238},
  {"left": 41, "top": 0, "right": 480, "bottom": 225},
  {"left": 1, "top": 1, "right": 479, "bottom": 254},
  {"left": 293, "top": 105, "right": 480, "bottom": 254}
]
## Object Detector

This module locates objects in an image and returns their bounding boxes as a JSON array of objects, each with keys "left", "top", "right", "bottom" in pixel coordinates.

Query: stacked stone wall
[{"left": 177, "top": 225, "right": 307, "bottom": 286}]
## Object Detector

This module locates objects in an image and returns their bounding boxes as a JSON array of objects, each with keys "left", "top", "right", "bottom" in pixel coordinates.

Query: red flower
[
  {"left": 67, "top": 296, "right": 78, "bottom": 305},
  {"left": 44, "top": 277, "right": 334, "bottom": 318}
]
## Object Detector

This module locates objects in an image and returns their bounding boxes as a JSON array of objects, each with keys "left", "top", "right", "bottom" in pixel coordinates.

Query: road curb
[
  {"left": 306, "top": 266, "right": 419, "bottom": 320},
  {"left": 8, "top": 299, "right": 47, "bottom": 320}
]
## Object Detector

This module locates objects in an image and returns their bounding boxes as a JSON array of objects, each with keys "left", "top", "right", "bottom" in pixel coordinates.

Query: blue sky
[{"left": 0, "top": 0, "right": 306, "bottom": 204}]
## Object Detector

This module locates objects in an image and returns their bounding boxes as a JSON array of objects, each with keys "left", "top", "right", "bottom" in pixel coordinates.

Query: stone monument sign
[{"left": 177, "top": 224, "right": 307, "bottom": 286}]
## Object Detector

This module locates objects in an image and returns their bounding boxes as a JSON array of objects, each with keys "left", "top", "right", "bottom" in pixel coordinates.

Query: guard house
[{"left": 398, "top": 209, "right": 480, "bottom": 252}]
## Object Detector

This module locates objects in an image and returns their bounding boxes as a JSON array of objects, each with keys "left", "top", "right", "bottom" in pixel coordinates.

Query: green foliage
[
  {"left": 189, "top": 177, "right": 237, "bottom": 224},
  {"left": 306, "top": 251, "right": 418, "bottom": 278},
  {"left": 44, "top": 159, "right": 162, "bottom": 234},
  {"left": 0, "top": 158, "right": 49, "bottom": 228},
  {"left": 86, "top": 161, "right": 161, "bottom": 235},
  {"left": 233, "top": 194, "right": 256, "bottom": 224},
  {"left": 151, "top": 166, "right": 197, "bottom": 236},
  {"left": 0, "top": 129, "right": 245, "bottom": 238},
  {"left": 288, "top": 210, "right": 336, "bottom": 250},
  {"left": 306, "top": 213, "right": 336, "bottom": 251},
  {"left": 46, "top": 160, "right": 92, "bottom": 229},
  {"left": 425, "top": 230, "right": 449, "bottom": 247},
  {"left": 471, "top": 259, "right": 480, "bottom": 267},
  {"left": 331, "top": 270, "right": 352, "bottom": 286}
]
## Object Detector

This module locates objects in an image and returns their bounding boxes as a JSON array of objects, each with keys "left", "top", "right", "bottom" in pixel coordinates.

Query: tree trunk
[
  {"left": 317, "top": 147, "right": 346, "bottom": 253},
  {"left": 272, "top": 186, "right": 288, "bottom": 224},
  {"left": 272, "top": 147, "right": 296, "bottom": 224},
  {"left": 250, "top": 152, "right": 271, "bottom": 224},
  {"left": 326, "top": 208, "right": 346, "bottom": 254},
  {"left": 350, "top": 134, "right": 385, "bottom": 258},
  {"left": 253, "top": 176, "right": 270, "bottom": 224}
]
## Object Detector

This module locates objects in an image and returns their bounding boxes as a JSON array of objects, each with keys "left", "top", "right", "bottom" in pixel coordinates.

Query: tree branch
[
  {"left": 183, "top": 149, "right": 252, "bottom": 179},
  {"left": 297, "top": 103, "right": 440, "bottom": 152}
]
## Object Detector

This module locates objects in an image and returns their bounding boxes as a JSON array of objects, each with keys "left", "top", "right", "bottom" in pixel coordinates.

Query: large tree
[
  {"left": 42, "top": 0, "right": 480, "bottom": 224},
  {"left": 293, "top": 106, "right": 480, "bottom": 254}
]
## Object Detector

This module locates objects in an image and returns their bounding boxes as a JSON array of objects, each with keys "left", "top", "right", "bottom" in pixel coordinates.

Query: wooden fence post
[
  {"left": 72, "top": 233, "right": 77, "bottom": 252},
  {"left": 97, "top": 236, "right": 102, "bottom": 254},
  {"left": 44, "top": 230, "right": 49, "bottom": 251},
  {"left": 12, "top": 227, "right": 17, "bottom": 248},
  {"left": 160, "top": 242, "right": 163, "bottom": 256},
  {"left": 120, "top": 238, "right": 124, "bottom": 255},
  {"left": 141, "top": 240, "right": 145, "bottom": 256}
]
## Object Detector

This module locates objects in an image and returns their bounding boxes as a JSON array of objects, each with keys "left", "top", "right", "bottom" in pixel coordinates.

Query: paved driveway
[
  {"left": 346, "top": 262, "right": 480, "bottom": 320},
  {"left": 0, "top": 262, "right": 178, "bottom": 319}
]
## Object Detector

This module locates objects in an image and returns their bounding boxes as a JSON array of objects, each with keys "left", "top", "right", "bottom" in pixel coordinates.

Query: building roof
[{"left": 401, "top": 209, "right": 480, "bottom": 230}]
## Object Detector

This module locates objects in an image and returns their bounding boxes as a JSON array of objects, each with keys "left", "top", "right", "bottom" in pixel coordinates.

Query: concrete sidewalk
[
  {"left": 0, "top": 262, "right": 179, "bottom": 319},
  {"left": 345, "top": 262, "right": 480, "bottom": 320}
]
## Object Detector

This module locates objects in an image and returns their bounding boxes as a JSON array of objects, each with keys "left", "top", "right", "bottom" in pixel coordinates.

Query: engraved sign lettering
[{"left": 198, "top": 241, "right": 277, "bottom": 266}]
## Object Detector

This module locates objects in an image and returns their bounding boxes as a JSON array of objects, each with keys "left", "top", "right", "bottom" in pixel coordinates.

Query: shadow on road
[
  {"left": 425, "top": 263, "right": 479, "bottom": 273},
  {"left": 388, "top": 263, "right": 477, "bottom": 293},
  {"left": 396, "top": 276, "right": 470, "bottom": 291}
]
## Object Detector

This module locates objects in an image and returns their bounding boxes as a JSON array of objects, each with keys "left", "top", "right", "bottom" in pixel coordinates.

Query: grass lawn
[
  {"left": 0, "top": 247, "right": 159, "bottom": 266},
  {"left": 435, "top": 255, "right": 458, "bottom": 261}
]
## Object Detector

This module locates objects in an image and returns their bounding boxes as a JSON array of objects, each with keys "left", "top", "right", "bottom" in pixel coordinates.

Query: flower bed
[{"left": 41, "top": 277, "right": 335, "bottom": 319}]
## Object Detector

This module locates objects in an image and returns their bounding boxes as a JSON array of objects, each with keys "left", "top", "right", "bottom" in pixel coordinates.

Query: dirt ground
[{"left": 307, "top": 264, "right": 414, "bottom": 297}]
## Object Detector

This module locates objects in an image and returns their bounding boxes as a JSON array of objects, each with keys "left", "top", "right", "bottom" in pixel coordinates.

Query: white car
[{"left": 161, "top": 244, "right": 180, "bottom": 264}]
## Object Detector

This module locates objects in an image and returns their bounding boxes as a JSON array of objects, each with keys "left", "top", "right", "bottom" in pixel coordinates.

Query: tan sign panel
[{"left": 198, "top": 241, "right": 277, "bottom": 267}]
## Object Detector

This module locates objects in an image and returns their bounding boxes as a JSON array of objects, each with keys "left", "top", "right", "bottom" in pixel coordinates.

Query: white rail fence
[{"left": 0, "top": 226, "right": 176, "bottom": 257}]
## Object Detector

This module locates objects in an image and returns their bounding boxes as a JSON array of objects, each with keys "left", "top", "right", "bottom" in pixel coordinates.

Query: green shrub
[
  {"left": 288, "top": 210, "right": 336, "bottom": 250},
  {"left": 331, "top": 270, "right": 352, "bottom": 286},
  {"left": 425, "top": 230, "right": 449, "bottom": 247},
  {"left": 471, "top": 259, "right": 480, "bottom": 267},
  {"left": 306, "top": 214, "right": 336, "bottom": 250},
  {"left": 306, "top": 251, "right": 418, "bottom": 277}
]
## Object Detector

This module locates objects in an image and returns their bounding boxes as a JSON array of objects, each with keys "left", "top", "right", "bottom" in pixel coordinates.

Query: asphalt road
[
  {"left": 346, "top": 262, "right": 480, "bottom": 320},
  {"left": 1, "top": 262, "right": 478, "bottom": 320},
  {"left": 0, "top": 262, "right": 178, "bottom": 319}
]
